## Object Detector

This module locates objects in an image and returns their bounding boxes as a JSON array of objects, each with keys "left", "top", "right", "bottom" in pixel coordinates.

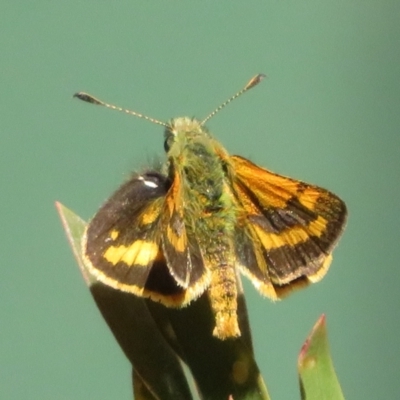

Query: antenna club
[
  {"left": 73, "top": 92, "right": 103, "bottom": 106},
  {"left": 244, "top": 73, "right": 266, "bottom": 91},
  {"left": 73, "top": 91, "right": 167, "bottom": 127}
]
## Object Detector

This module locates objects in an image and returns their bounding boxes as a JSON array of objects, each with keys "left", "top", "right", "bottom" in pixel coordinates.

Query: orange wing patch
[{"left": 231, "top": 155, "right": 347, "bottom": 296}]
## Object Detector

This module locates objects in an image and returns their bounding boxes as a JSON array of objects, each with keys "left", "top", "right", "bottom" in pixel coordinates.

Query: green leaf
[
  {"left": 298, "top": 315, "right": 345, "bottom": 400},
  {"left": 56, "top": 202, "right": 270, "bottom": 400}
]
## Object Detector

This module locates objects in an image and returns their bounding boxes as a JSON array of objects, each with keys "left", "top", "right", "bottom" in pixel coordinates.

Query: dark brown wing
[
  {"left": 231, "top": 155, "right": 347, "bottom": 298},
  {"left": 83, "top": 170, "right": 208, "bottom": 306}
]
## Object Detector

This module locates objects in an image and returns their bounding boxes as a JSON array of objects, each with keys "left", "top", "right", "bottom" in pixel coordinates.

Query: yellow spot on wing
[
  {"left": 166, "top": 225, "right": 186, "bottom": 252},
  {"left": 139, "top": 201, "right": 162, "bottom": 225},
  {"left": 298, "top": 188, "right": 322, "bottom": 211},
  {"left": 307, "top": 216, "right": 328, "bottom": 237},
  {"left": 103, "top": 240, "right": 159, "bottom": 267},
  {"left": 110, "top": 230, "right": 119, "bottom": 240}
]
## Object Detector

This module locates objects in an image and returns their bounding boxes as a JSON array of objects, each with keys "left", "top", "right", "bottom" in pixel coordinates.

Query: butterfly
[{"left": 75, "top": 75, "right": 347, "bottom": 340}]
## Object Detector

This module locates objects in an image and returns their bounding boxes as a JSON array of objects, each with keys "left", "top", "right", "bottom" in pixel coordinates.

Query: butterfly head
[
  {"left": 164, "top": 117, "right": 216, "bottom": 158},
  {"left": 163, "top": 117, "right": 211, "bottom": 155}
]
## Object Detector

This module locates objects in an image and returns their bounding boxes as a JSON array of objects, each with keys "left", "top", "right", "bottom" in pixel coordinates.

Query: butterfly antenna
[
  {"left": 201, "top": 73, "right": 266, "bottom": 126},
  {"left": 73, "top": 92, "right": 168, "bottom": 128}
]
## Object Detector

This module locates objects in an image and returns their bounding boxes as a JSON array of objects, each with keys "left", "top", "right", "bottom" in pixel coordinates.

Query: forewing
[
  {"left": 83, "top": 171, "right": 169, "bottom": 297},
  {"left": 83, "top": 170, "right": 208, "bottom": 305},
  {"left": 231, "top": 155, "right": 347, "bottom": 297}
]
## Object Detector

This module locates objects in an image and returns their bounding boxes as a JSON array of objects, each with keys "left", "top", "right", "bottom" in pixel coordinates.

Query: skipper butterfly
[{"left": 75, "top": 75, "right": 347, "bottom": 339}]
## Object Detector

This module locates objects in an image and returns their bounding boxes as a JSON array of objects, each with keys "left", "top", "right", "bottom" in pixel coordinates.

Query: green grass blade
[{"left": 298, "top": 315, "right": 345, "bottom": 400}]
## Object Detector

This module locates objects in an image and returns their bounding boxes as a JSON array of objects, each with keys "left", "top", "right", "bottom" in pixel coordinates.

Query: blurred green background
[{"left": 2, "top": 2, "right": 399, "bottom": 399}]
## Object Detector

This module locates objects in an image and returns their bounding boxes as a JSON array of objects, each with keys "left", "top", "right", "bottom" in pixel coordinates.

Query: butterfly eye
[
  {"left": 164, "top": 133, "right": 175, "bottom": 152},
  {"left": 164, "top": 137, "right": 170, "bottom": 152}
]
